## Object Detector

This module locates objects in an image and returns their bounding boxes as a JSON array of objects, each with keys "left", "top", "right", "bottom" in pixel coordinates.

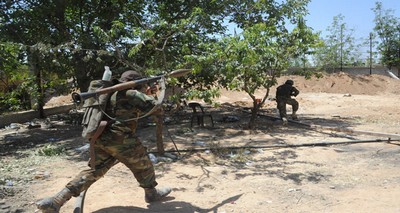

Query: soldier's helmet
[
  {"left": 285, "top": 80, "right": 294, "bottom": 85},
  {"left": 119, "top": 70, "right": 143, "bottom": 82}
]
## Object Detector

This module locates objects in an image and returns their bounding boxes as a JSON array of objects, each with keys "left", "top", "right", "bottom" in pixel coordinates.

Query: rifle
[{"left": 71, "top": 69, "right": 191, "bottom": 104}]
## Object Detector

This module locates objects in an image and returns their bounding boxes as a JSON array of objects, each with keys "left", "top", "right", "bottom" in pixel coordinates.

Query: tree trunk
[
  {"left": 28, "top": 46, "right": 45, "bottom": 118},
  {"left": 248, "top": 104, "right": 258, "bottom": 129},
  {"left": 397, "top": 67, "right": 400, "bottom": 78},
  {"left": 35, "top": 69, "right": 45, "bottom": 118}
]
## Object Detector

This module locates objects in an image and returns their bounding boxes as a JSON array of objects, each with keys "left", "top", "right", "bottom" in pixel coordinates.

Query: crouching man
[{"left": 276, "top": 79, "right": 300, "bottom": 125}]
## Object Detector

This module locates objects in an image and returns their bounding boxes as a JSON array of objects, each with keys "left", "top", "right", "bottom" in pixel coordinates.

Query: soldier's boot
[
  {"left": 282, "top": 117, "right": 288, "bottom": 125},
  {"left": 292, "top": 111, "right": 298, "bottom": 120},
  {"left": 36, "top": 188, "right": 73, "bottom": 213},
  {"left": 144, "top": 187, "right": 172, "bottom": 203}
]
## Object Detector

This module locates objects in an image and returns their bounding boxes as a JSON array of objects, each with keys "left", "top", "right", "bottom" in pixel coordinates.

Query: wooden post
[{"left": 154, "top": 108, "right": 165, "bottom": 155}]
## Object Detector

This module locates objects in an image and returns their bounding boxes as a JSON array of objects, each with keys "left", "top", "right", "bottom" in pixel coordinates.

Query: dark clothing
[
  {"left": 276, "top": 83, "right": 299, "bottom": 99},
  {"left": 276, "top": 98, "right": 298, "bottom": 119},
  {"left": 276, "top": 83, "right": 300, "bottom": 119},
  {"left": 66, "top": 89, "right": 158, "bottom": 197}
]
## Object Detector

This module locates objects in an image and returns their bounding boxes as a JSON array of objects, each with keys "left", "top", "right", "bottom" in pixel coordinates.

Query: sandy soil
[{"left": 1, "top": 72, "right": 400, "bottom": 213}]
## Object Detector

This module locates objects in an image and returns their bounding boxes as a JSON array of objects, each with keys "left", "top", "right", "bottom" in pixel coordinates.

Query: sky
[
  {"left": 225, "top": 0, "right": 399, "bottom": 58},
  {"left": 305, "top": 0, "right": 400, "bottom": 40}
]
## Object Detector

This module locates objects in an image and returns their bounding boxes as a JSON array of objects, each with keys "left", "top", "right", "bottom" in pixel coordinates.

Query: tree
[
  {"left": 312, "top": 14, "right": 362, "bottom": 72},
  {"left": 1, "top": 0, "right": 319, "bottom": 123},
  {"left": 0, "top": 0, "right": 230, "bottom": 113},
  {"left": 186, "top": 0, "right": 319, "bottom": 128},
  {"left": 0, "top": 42, "right": 32, "bottom": 112},
  {"left": 361, "top": 32, "right": 380, "bottom": 71},
  {"left": 372, "top": 2, "right": 400, "bottom": 76},
  {"left": 0, "top": 0, "right": 79, "bottom": 116}
]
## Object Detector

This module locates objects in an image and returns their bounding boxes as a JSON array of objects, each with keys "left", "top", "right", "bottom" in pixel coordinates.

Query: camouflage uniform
[
  {"left": 276, "top": 80, "right": 300, "bottom": 120},
  {"left": 66, "top": 90, "right": 158, "bottom": 196},
  {"left": 36, "top": 71, "right": 171, "bottom": 212}
]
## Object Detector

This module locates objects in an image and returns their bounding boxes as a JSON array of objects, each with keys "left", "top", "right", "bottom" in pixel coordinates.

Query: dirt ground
[{"left": 1, "top": 72, "right": 400, "bottom": 213}]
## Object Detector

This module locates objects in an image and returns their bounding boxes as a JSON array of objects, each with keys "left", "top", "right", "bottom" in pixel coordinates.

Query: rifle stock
[{"left": 72, "top": 69, "right": 191, "bottom": 104}]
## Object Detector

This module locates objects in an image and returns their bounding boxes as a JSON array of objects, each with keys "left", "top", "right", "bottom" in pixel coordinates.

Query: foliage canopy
[
  {"left": 1, "top": 0, "right": 398, "bottom": 128},
  {"left": 373, "top": 2, "right": 400, "bottom": 72}
]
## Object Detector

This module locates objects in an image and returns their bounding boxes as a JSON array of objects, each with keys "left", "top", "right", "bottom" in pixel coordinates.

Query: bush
[{"left": 37, "top": 145, "right": 65, "bottom": 156}]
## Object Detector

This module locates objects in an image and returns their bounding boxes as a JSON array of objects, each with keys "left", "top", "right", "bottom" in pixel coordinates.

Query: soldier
[
  {"left": 276, "top": 79, "right": 300, "bottom": 125},
  {"left": 36, "top": 70, "right": 171, "bottom": 212}
]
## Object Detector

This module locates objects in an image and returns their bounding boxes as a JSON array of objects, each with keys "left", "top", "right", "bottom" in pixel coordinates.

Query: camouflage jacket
[{"left": 107, "top": 89, "right": 156, "bottom": 135}]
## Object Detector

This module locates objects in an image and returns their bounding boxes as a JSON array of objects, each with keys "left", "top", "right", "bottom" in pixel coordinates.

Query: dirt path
[{"left": 1, "top": 73, "right": 400, "bottom": 213}]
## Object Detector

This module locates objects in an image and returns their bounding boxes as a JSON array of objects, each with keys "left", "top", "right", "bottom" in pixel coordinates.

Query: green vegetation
[
  {"left": 37, "top": 145, "right": 66, "bottom": 157},
  {"left": 313, "top": 14, "right": 363, "bottom": 72},
  {"left": 0, "top": 1, "right": 398, "bottom": 127},
  {"left": 373, "top": 2, "right": 400, "bottom": 73}
]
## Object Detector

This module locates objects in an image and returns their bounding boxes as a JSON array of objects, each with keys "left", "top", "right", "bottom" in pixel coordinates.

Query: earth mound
[{"left": 281, "top": 72, "right": 400, "bottom": 95}]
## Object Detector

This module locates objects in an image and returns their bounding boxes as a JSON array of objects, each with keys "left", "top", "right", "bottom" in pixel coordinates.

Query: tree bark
[{"left": 28, "top": 46, "right": 45, "bottom": 118}]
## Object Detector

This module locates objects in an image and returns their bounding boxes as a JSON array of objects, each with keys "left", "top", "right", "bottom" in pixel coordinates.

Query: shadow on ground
[{"left": 92, "top": 194, "right": 243, "bottom": 213}]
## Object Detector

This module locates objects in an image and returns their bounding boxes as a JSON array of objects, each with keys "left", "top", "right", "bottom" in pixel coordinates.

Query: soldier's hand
[{"left": 146, "top": 83, "right": 158, "bottom": 95}]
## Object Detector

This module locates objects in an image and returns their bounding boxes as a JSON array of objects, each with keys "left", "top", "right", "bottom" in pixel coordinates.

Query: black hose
[{"left": 149, "top": 138, "right": 400, "bottom": 154}]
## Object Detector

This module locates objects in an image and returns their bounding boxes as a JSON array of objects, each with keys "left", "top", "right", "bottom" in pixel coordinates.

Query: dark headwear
[
  {"left": 285, "top": 80, "right": 294, "bottom": 85},
  {"left": 119, "top": 70, "right": 142, "bottom": 82}
]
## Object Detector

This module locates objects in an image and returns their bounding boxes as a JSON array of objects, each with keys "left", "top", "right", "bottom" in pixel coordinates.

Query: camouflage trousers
[
  {"left": 65, "top": 130, "right": 157, "bottom": 197},
  {"left": 276, "top": 97, "right": 299, "bottom": 119}
]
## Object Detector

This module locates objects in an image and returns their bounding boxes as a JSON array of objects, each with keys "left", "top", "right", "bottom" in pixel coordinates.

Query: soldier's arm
[
  {"left": 292, "top": 87, "right": 300, "bottom": 97},
  {"left": 126, "top": 90, "right": 157, "bottom": 112}
]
